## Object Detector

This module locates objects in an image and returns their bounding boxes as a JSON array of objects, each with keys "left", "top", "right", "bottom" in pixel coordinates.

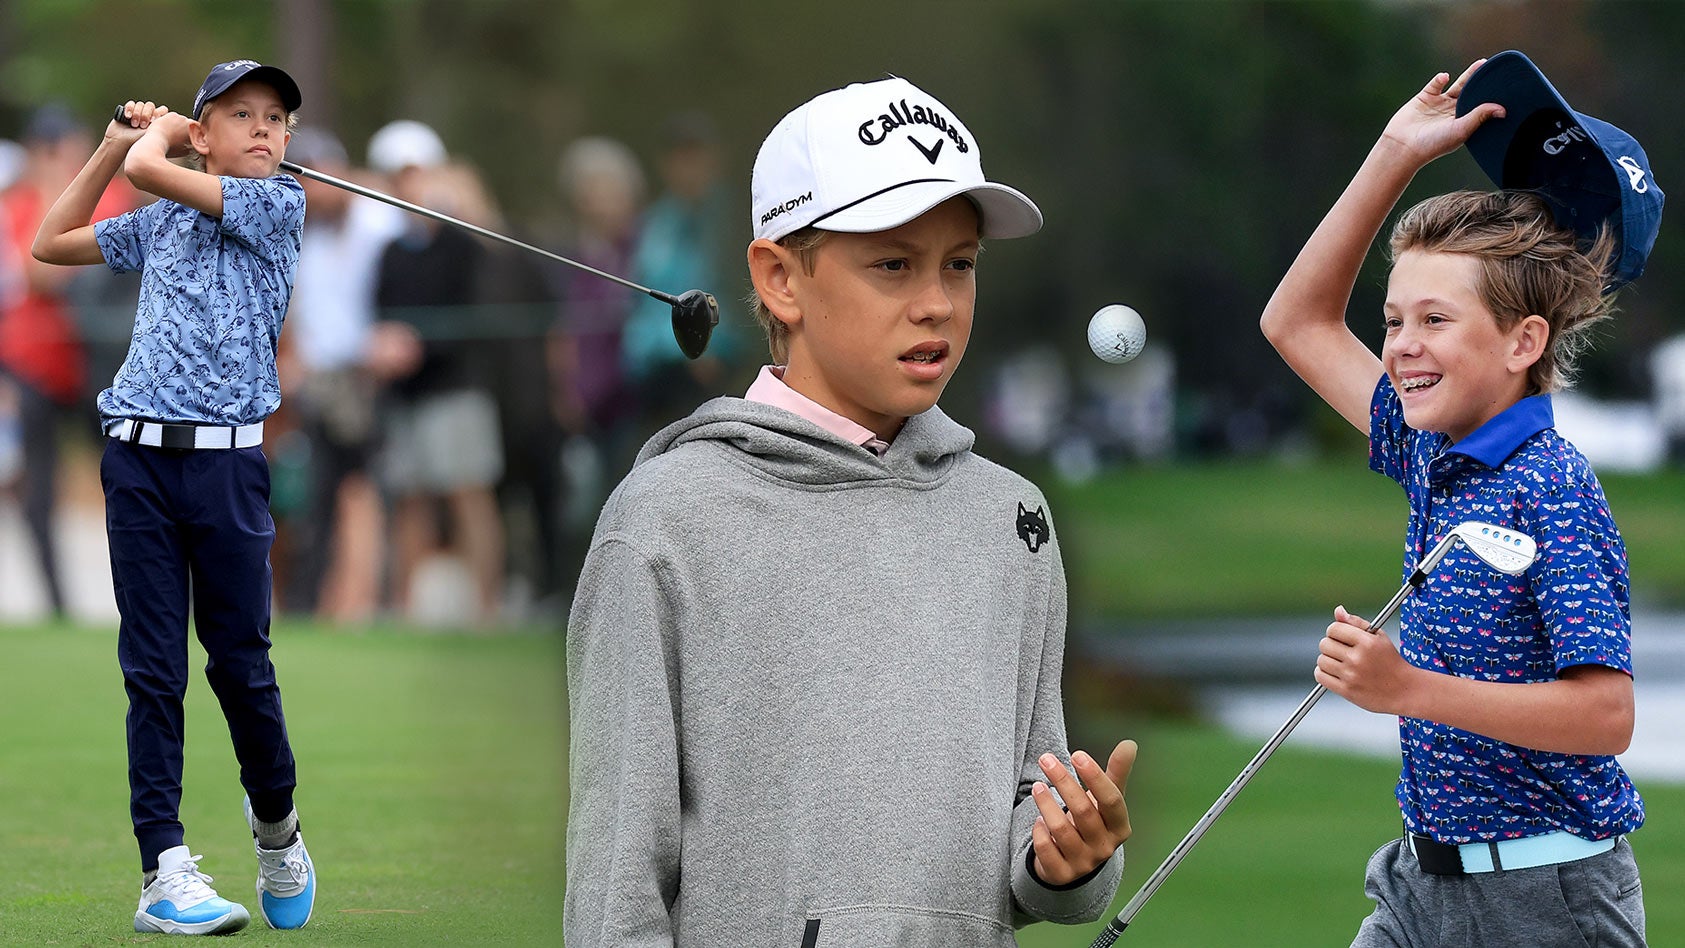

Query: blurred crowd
[
  {"left": 0, "top": 104, "right": 752, "bottom": 627},
  {"left": 8, "top": 99, "right": 1681, "bottom": 628}
]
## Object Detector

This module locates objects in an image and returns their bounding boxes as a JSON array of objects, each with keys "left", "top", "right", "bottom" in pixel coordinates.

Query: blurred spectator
[
  {"left": 370, "top": 121, "right": 505, "bottom": 626},
  {"left": 456, "top": 180, "right": 565, "bottom": 614},
  {"left": 0, "top": 141, "right": 19, "bottom": 312},
  {"left": 0, "top": 139, "right": 21, "bottom": 191},
  {"left": 0, "top": 105, "right": 131, "bottom": 618},
  {"left": 985, "top": 346, "right": 1072, "bottom": 459},
  {"left": 278, "top": 127, "right": 407, "bottom": 623},
  {"left": 1650, "top": 334, "right": 1685, "bottom": 464},
  {"left": 623, "top": 112, "right": 743, "bottom": 430},
  {"left": 406, "top": 158, "right": 564, "bottom": 614},
  {"left": 549, "top": 136, "right": 644, "bottom": 555}
]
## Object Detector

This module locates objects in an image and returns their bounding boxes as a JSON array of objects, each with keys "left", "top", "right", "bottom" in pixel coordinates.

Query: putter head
[
  {"left": 671, "top": 289, "right": 719, "bottom": 360},
  {"left": 1450, "top": 521, "right": 1538, "bottom": 575}
]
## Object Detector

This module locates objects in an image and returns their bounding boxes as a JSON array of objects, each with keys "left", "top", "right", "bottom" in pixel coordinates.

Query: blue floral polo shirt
[
  {"left": 1369, "top": 374, "right": 1644, "bottom": 843},
  {"left": 95, "top": 174, "right": 305, "bottom": 426}
]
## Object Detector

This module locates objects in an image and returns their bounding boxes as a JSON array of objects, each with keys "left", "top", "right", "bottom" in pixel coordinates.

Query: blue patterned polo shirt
[
  {"left": 1369, "top": 374, "right": 1643, "bottom": 843},
  {"left": 95, "top": 174, "right": 305, "bottom": 426}
]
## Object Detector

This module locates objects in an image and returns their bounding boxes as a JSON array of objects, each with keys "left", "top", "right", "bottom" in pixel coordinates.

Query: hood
[{"left": 635, "top": 397, "right": 975, "bottom": 489}]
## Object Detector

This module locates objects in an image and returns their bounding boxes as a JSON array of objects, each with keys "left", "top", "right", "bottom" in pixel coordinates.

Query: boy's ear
[
  {"left": 1508, "top": 314, "right": 1550, "bottom": 372},
  {"left": 747, "top": 238, "right": 802, "bottom": 329},
  {"left": 188, "top": 118, "right": 211, "bottom": 157}
]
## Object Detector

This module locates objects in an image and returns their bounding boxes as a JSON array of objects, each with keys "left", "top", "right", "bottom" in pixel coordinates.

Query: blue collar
[{"left": 1443, "top": 393, "right": 1555, "bottom": 469}]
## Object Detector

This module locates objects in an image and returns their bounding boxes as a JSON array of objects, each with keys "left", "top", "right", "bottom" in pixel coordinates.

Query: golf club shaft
[
  {"left": 277, "top": 160, "right": 677, "bottom": 305},
  {"left": 1091, "top": 532, "right": 1461, "bottom": 945}
]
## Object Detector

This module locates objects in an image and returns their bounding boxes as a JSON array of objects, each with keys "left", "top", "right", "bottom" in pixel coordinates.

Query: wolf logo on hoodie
[{"left": 1016, "top": 502, "right": 1050, "bottom": 553}]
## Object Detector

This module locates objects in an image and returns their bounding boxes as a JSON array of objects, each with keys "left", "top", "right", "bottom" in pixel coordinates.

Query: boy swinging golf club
[{"left": 34, "top": 60, "right": 318, "bottom": 935}]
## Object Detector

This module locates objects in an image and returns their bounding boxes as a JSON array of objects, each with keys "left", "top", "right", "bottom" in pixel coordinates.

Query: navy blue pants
[{"left": 101, "top": 439, "right": 297, "bottom": 871}]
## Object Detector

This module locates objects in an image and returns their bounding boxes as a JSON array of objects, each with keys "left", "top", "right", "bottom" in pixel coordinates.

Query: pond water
[{"left": 1086, "top": 609, "right": 1685, "bottom": 784}]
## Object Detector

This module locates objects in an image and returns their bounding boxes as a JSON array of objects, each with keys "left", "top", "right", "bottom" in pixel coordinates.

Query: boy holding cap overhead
[
  {"left": 1261, "top": 54, "right": 1660, "bottom": 947},
  {"left": 565, "top": 76, "right": 1135, "bottom": 946},
  {"left": 33, "top": 60, "right": 317, "bottom": 934}
]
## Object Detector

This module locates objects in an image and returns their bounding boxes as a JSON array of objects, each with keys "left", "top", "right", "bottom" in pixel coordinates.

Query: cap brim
[
  {"left": 245, "top": 66, "right": 303, "bottom": 113},
  {"left": 1459, "top": 51, "right": 1581, "bottom": 188},
  {"left": 814, "top": 181, "right": 1043, "bottom": 239}
]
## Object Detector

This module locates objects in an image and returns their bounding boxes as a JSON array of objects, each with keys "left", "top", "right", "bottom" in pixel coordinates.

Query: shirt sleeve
[
  {"left": 1521, "top": 482, "right": 1634, "bottom": 675},
  {"left": 94, "top": 203, "right": 153, "bottom": 273},
  {"left": 1007, "top": 522, "right": 1126, "bottom": 925},
  {"left": 1368, "top": 373, "right": 1412, "bottom": 487},
  {"left": 564, "top": 529, "right": 683, "bottom": 946},
  {"left": 218, "top": 174, "right": 305, "bottom": 267}
]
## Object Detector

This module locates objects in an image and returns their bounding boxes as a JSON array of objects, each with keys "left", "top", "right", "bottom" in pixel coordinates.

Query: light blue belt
[{"left": 1412, "top": 830, "right": 1616, "bottom": 873}]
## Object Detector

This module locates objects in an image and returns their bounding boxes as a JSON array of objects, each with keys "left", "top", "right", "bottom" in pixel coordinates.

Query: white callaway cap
[
  {"left": 751, "top": 76, "right": 1042, "bottom": 242},
  {"left": 367, "top": 119, "right": 447, "bottom": 174}
]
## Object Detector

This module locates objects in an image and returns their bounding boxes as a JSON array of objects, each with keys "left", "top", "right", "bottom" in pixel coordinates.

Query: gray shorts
[
  {"left": 1352, "top": 836, "right": 1645, "bottom": 948},
  {"left": 381, "top": 388, "right": 504, "bottom": 493}
]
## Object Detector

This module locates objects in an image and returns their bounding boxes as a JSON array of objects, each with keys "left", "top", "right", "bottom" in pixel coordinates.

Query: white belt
[{"left": 105, "top": 419, "right": 265, "bottom": 450}]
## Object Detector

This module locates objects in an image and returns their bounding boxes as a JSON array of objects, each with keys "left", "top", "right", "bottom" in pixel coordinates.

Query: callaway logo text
[
  {"left": 858, "top": 98, "right": 970, "bottom": 154},
  {"left": 760, "top": 191, "right": 813, "bottom": 227},
  {"left": 1542, "top": 124, "right": 1590, "bottom": 155}
]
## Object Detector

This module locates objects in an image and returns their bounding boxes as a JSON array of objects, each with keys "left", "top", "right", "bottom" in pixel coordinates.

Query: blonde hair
[
  {"left": 746, "top": 227, "right": 829, "bottom": 364},
  {"left": 1388, "top": 190, "right": 1616, "bottom": 394}
]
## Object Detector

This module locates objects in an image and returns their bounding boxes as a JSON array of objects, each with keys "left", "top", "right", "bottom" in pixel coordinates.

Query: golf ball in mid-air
[{"left": 1087, "top": 304, "right": 1146, "bottom": 364}]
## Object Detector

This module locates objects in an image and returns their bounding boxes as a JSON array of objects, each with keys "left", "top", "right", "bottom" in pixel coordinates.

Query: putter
[
  {"left": 110, "top": 104, "right": 721, "bottom": 359},
  {"left": 1088, "top": 521, "right": 1537, "bottom": 947}
]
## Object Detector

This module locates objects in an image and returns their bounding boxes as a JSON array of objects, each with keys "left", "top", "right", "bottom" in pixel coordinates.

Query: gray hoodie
[{"left": 565, "top": 398, "right": 1123, "bottom": 946}]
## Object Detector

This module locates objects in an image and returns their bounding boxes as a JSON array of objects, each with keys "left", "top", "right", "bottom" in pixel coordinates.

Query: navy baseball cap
[
  {"left": 192, "top": 60, "right": 302, "bottom": 120},
  {"left": 24, "top": 103, "right": 84, "bottom": 143},
  {"left": 1456, "top": 50, "right": 1663, "bottom": 289}
]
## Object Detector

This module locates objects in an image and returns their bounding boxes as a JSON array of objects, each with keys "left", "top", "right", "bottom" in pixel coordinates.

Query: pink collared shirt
[{"left": 744, "top": 365, "right": 891, "bottom": 456}]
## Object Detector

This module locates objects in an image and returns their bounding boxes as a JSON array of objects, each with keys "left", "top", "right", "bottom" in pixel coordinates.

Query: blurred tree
[
  {"left": 2, "top": 0, "right": 1677, "bottom": 454},
  {"left": 985, "top": 1, "right": 1448, "bottom": 454}
]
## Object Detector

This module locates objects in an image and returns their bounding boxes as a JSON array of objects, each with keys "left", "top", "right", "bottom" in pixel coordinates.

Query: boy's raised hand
[
  {"left": 1029, "top": 740, "right": 1136, "bottom": 885},
  {"left": 109, "top": 101, "right": 169, "bottom": 147},
  {"left": 109, "top": 103, "right": 195, "bottom": 161},
  {"left": 1381, "top": 60, "right": 1506, "bottom": 165}
]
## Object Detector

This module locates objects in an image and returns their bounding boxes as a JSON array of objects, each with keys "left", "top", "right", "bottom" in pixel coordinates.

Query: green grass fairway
[
  {"left": 1048, "top": 461, "right": 1685, "bottom": 619},
  {"left": 0, "top": 620, "right": 566, "bottom": 945},
  {"left": 5, "top": 612, "right": 1678, "bottom": 945}
]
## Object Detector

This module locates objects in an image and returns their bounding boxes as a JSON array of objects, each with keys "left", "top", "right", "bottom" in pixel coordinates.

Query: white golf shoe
[
  {"left": 244, "top": 797, "right": 316, "bottom": 929},
  {"left": 133, "top": 846, "right": 250, "bottom": 935}
]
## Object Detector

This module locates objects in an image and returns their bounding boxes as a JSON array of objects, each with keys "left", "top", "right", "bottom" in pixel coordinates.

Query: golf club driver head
[
  {"left": 671, "top": 289, "right": 719, "bottom": 360},
  {"left": 1449, "top": 521, "right": 1538, "bottom": 575}
]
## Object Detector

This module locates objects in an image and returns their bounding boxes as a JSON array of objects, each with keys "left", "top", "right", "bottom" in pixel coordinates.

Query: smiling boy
[
  {"left": 565, "top": 76, "right": 1135, "bottom": 946},
  {"left": 1261, "top": 56, "right": 1659, "bottom": 947},
  {"left": 33, "top": 61, "right": 316, "bottom": 934}
]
